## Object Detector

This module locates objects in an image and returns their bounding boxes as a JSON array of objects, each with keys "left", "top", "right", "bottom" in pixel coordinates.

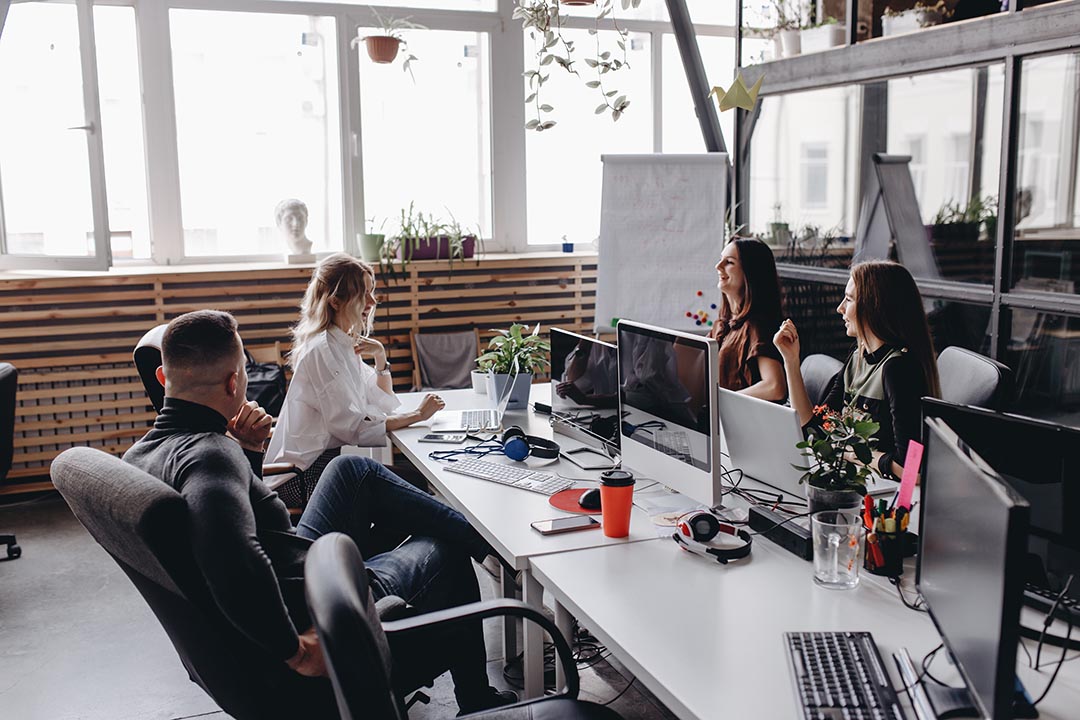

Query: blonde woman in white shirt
[{"left": 267, "top": 253, "right": 445, "bottom": 504}]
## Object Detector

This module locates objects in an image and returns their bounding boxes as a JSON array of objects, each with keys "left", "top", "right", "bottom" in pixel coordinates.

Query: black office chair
[
  {"left": 305, "top": 532, "right": 623, "bottom": 720},
  {"left": 52, "top": 446, "right": 340, "bottom": 720},
  {"left": 937, "top": 346, "right": 1013, "bottom": 411},
  {"left": 1, "top": 362, "right": 20, "bottom": 560}
]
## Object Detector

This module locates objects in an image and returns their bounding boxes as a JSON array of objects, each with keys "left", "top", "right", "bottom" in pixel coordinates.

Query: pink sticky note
[{"left": 898, "top": 440, "right": 924, "bottom": 510}]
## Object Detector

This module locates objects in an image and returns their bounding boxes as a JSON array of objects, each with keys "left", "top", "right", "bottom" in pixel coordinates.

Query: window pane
[
  {"left": 359, "top": 29, "right": 491, "bottom": 240},
  {"left": 171, "top": 11, "right": 342, "bottom": 257},
  {"left": 0, "top": 3, "right": 94, "bottom": 257},
  {"left": 1011, "top": 52, "right": 1080, "bottom": 297},
  {"left": 94, "top": 6, "right": 151, "bottom": 261},
  {"left": 885, "top": 65, "right": 1004, "bottom": 285},
  {"left": 268, "top": 0, "right": 496, "bottom": 9},
  {"left": 559, "top": 1, "right": 734, "bottom": 24},
  {"left": 748, "top": 86, "right": 860, "bottom": 268},
  {"left": 661, "top": 34, "right": 734, "bottom": 154},
  {"left": 525, "top": 29, "right": 652, "bottom": 245},
  {"left": 1004, "top": 308, "right": 1080, "bottom": 429}
]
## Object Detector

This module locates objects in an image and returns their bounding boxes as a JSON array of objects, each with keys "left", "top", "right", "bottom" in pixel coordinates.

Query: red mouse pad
[{"left": 549, "top": 488, "right": 595, "bottom": 514}]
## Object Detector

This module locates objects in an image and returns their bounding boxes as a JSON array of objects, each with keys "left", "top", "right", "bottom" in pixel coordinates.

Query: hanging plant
[
  {"left": 351, "top": 7, "right": 424, "bottom": 80},
  {"left": 514, "top": 0, "right": 640, "bottom": 132}
]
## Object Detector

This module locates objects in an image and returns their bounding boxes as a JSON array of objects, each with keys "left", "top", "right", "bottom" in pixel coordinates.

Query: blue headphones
[{"left": 501, "top": 426, "right": 561, "bottom": 462}]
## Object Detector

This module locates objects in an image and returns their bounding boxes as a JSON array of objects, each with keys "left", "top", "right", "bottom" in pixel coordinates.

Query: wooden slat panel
[{"left": 0, "top": 255, "right": 597, "bottom": 493}]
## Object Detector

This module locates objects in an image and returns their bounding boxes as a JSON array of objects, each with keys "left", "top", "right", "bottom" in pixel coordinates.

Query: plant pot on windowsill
[
  {"left": 806, "top": 483, "right": 865, "bottom": 515},
  {"left": 365, "top": 35, "right": 401, "bottom": 64},
  {"left": 800, "top": 24, "right": 846, "bottom": 53},
  {"left": 779, "top": 28, "right": 802, "bottom": 57},
  {"left": 485, "top": 371, "right": 533, "bottom": 410},
  {"left": 882, "top": 8, "right": 945, "bottom": 37},
  {"left": 360, "top": 233, "right": 384, "bottom": 263},
  {"left": 399, "top": 235, "right": 477, "bottom": 261}
]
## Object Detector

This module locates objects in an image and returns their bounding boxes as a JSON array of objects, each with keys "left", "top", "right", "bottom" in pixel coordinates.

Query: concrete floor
[{"left": 0, "top": 495, "right": 674, "bottom": 720}]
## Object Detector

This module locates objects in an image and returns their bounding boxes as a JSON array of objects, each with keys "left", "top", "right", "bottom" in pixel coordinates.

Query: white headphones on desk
[{"left": 672, "top": 511, "right": 753, "bottom": 565}]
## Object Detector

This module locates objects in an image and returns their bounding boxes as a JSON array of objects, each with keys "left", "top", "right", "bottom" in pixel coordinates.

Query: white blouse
[{"left": 266, "top": 326, "right": 400, "bottom": 471}]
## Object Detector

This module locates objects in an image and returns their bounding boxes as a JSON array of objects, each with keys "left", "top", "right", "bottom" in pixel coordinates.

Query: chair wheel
[{"left": 7, "top": 544, "right": 20, "bottom": 559}]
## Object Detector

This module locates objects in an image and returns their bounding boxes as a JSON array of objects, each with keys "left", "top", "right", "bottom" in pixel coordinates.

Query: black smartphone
[{"left": 530, "top": 516, "right": 602, "bottom": 535}]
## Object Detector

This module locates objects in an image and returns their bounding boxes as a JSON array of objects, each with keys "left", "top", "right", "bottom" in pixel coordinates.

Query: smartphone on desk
[
  {"left": 419, "top": 433, "right": 467, "bottom": 444},
  {"left": 531, "top": 516, "right": 601, "bottom": 536}
]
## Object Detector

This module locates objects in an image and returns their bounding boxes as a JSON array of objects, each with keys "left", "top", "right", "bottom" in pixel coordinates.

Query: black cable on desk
[{"left": 1033, "top": 600, "right": 1074, "bottom": 707}]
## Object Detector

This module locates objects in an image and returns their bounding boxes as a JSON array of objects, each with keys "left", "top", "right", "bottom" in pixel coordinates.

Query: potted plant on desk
[
  {"left": 476, "top": 323, "right": 550, "bottom": 410},
  {"left": 796, "top": 404, "right": 880, "bottom": 514}
]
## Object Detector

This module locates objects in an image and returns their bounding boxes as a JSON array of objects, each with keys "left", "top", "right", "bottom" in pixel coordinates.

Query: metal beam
[
  {"left": 742, "top": 1, "right": 1080, "bottom": 96},
  {"left": 990, "top": 55, "right": 1021, "bottom": 358},
  {"left": 664, "top": 0, "right": 726, "bottom": 154}
]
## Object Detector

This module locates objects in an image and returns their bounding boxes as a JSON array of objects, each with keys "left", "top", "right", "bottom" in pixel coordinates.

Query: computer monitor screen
[
  {"left": 617, "top": 320, "right": 720, "bottom": 507},
  {"left": 550, "top": 328, "right": 620, "bottom": 454},
  {"left": 918, "top": 417, "right": 1030, "bottom": 720},
  {"left": 922, "top": 398, "right": 1080, "bottom": 605}
]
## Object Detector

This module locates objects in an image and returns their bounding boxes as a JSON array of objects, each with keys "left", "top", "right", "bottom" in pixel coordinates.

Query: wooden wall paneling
[{"left": 0, "top": 255, "right": 596, "bottom": 494}]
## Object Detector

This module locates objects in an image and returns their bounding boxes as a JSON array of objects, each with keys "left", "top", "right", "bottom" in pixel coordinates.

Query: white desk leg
[
  {"left": 522, "top": 570, "right": 545, "bottom": 699},
  {"left": 501, "top": 565, "right": 518, "bottom": 662},
  {"left": 554, "top": 600, "right": 573, "bottom": 692}
]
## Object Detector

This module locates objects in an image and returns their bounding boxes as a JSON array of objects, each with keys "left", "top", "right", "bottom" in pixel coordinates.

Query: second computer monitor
[
  {"left": 550, "top": 328, "right": 620, "bottom": 455},
  {"left": 617, "top": 320, "right": 721, "bottom": 508},
  {"left": 919, "top": 417, "right": 1030, "bottom": 720}
]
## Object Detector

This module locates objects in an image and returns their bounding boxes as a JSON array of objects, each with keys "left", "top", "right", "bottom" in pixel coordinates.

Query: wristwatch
[{"left": 377, "top": 362, "right": 392, "bottom": 377}]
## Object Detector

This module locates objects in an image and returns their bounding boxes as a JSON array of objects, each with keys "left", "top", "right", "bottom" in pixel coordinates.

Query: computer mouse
[{"left": 578, "top": 487, "right": 602, "bottom": 511}]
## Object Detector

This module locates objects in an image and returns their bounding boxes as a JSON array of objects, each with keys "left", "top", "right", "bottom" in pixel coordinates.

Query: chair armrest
[{"left": 382, "top": 598, "right": 579, "bottom": 698}]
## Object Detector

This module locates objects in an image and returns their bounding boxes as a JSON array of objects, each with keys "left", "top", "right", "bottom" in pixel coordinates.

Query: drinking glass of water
[{"left": 811, "top": 510, "right": 865, "bottom": 590}]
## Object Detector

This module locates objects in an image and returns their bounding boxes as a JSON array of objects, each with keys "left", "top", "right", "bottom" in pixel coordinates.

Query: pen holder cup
[{"left": 864, "top": 530, "right": 913, "bottom": 577}]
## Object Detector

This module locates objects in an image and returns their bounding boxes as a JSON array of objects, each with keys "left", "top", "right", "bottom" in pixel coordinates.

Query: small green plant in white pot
[{"left": 476, "top": 323, "right": 550, "bottom": 410}]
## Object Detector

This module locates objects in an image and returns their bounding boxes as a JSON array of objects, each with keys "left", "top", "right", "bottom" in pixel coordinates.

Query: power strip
[{"left": 748, "top": 506, "right": 813, "bottom": 561}]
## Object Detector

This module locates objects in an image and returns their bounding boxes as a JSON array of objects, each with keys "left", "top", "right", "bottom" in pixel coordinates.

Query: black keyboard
[
  {"left": 785, "top": 632, "right": 908, "bottom": 720},
  {"left": 1024, "top": 583, "right": 1080, "bottom": 621}
]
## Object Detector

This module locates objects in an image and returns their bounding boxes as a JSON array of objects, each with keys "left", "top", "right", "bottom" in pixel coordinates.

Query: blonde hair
[{"left": 290, "top": 253, "right": 375, "bottom": 366}]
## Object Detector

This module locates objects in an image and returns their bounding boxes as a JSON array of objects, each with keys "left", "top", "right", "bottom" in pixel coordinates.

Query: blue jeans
[{"left": 295, "top": 456, "right": 493, "bottom": 707}]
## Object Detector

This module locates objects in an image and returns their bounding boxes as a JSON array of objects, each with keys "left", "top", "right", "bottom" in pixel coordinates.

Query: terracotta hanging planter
[
  {"left": 561, "top": 0, "right": 596, "bottom": 5},
  {"left": 365, "top": 35, "right": 401, "bottom": 64}
]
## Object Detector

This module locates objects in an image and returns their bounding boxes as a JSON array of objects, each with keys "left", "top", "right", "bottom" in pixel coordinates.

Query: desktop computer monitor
[
  {"left": 616, "top": 320, "right": 721, "bottom": 508},
  {"left": 922, "top": 398, "right": 1080, "bottom": 607},
  {"left": 918, "top": 417, "right": 1030, "bottom": 720},
  {"left": 550, "top": 328, "right": 620, "bottom": 457}
]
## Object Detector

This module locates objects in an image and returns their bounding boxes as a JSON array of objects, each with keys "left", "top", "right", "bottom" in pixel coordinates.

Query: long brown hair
[
  {"left": 714, "top": 238, "right": 783, "bottom": 335},
  {"left": 851, "top": 261, "right": 941, "bottom": 397},
  {"left": 290, "top": 253, "right": 374, "bottom": 366}
]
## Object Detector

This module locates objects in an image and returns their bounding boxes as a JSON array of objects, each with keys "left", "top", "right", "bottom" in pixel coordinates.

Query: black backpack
[{"left": 244, "top": 350, "right": 287, "bottom": 417}]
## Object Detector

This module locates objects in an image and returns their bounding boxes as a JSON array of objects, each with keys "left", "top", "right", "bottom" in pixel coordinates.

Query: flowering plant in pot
[
  {"left": 352, "top": 8, "right": 423, "bottom": 79},
  {"left": 795, "top": 404, "right": 880, "bottom": 514},
  {"left": 476, "top": 323, "right": 550, "bottom": 410},
  {"left": 378, "top": 203, "right": 481, "bottom": 281},
  {"left": 882, "top": 0, "right": 952, "bottom": 37}
]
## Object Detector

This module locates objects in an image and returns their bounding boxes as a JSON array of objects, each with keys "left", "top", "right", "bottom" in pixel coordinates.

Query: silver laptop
[
  {"left": 716, "top": 388, "right": 898, "bottom": 501},
  {"left": 430, "top": 370, "right": 515, "bottom": 432}
]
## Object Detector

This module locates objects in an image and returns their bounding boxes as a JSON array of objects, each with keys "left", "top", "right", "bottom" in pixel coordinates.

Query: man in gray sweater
[{"left": 124, "top": 310, "right": 515, "bottom": 713}]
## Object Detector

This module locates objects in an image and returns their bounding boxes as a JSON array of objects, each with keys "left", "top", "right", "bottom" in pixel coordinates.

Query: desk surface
[
  {"left": 391, "top": 385, "right": 660, "bottom": 571},
  {"left": 530, "top": 532, "right": 1080, "bottom": 720}
]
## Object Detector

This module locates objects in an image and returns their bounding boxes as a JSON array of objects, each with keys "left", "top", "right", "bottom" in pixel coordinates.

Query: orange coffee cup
[{"left": 599, "top": 470, "right": 635, "bottom": 538}]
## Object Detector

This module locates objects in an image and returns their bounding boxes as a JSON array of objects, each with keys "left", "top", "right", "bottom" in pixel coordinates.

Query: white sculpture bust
[{"left": 275, "top": 198, "right": 316, "bottom": 263}]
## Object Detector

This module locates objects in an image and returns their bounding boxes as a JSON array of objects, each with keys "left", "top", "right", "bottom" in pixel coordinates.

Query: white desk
[
  {"left": 389, "top": 384, "right": 660, "bottom": 698},
  {"left": 530, "top": 529, "right": 1080, "bottom": 720}
]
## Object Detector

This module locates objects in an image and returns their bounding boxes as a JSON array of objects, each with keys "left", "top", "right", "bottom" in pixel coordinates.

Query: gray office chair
[
  {"left": 937, "top": 346, "right": 1013, "bottom": 410},
  {"left": 410, "top": 329, "right": 481, "bottom": 391},
  {"left": 51, "top": 446, "right": 339, "bottom": 719},
  {"left": 800, "top": 353, "right": 843, "bottom": 406},
  {"left": 304, "top": 532, "right": 622, "bottom": 720}
]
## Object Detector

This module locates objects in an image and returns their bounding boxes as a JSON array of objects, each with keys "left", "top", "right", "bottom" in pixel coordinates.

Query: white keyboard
[{"left": 443, "top": 458, "right": 574, "bottom": 496}]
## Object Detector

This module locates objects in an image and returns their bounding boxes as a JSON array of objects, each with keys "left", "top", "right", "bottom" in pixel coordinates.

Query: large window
[
  {"left": 747, "top": 85, "right": 860, "bottom": 267},
  {"left": 359, "top": 28, "right": 492, "bottom": 240},
  {"left": 524, "top": 29, "right": 653, "bottom": 245},
  {"left": 661, "top": 34, "right": 735, "bottom": 154},
  {"left": 1012, "top": 52, "right": 1080, "bottom": 297},
  {"left": 171, "top": 10, "right": 342, "bottom": 258}
]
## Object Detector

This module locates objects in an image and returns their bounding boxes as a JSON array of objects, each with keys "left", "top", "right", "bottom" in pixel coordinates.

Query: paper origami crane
[{"left": 710, "top": 73, "right": 764, "bottom": 112}]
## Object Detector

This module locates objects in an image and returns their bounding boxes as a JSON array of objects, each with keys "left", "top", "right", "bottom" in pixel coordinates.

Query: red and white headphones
[{"left": 672, "top": 511, "right": 753, "bottom": 565}]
